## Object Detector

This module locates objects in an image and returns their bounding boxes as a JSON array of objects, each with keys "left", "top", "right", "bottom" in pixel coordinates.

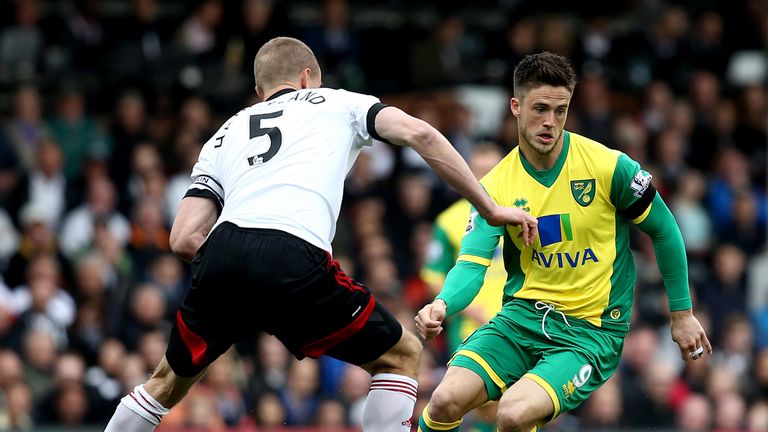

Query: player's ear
[
  {"left": 510, "top": 97, "right": 522, "bottom": 118},
  {"left": 255, "top": 85, "right": 264, "bottom": 101},
  {"left": 299, "top": 68, "right": 311, "bottom": 89}
]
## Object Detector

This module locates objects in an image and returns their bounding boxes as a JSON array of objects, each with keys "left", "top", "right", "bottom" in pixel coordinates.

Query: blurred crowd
[{"left": 0, "top": 0, "right": 765, "bottom": 430}]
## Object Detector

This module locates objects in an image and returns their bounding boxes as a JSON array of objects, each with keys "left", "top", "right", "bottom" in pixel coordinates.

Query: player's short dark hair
[{"left": 513, "top": 52, "right": 577, "bottom": 99}]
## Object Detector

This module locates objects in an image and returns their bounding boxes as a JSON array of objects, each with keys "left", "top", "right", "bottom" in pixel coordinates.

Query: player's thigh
[
  {"left": 325, "top": 301, "right": 409, "bottom": 372},
  {"left": 448, "top": 316, "right": 535, "bottom": 402}
]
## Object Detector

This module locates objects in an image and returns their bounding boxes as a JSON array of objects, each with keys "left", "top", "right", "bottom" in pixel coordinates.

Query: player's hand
[
  {"left": 670, "top": 309, "right": 712, "bottom": 362},
  {"left": 484, "top": 206, "right": 538, "bottom": 247},
  {"left": 415, "top": 300, "right": 447, "bottom": 341}
]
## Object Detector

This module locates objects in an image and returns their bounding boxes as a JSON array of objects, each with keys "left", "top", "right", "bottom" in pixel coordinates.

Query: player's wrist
[
  {"left": 434, "top": 298, "right": 447, "bottom": 309},
  {"left": 670, "top": 308, "right": 692, "bottom": 320}
]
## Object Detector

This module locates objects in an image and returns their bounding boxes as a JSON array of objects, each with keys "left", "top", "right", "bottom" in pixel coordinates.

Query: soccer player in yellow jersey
[
  {"left": 415, "top": 52, "right": 712, "bottom": 432},
  {"left": 422, "top": 144, "right": 506, "bottom": 432}
]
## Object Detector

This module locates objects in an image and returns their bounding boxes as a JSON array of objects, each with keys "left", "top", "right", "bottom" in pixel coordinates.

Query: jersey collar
[
  {"left": 519, "top": 130, "right": 570, "bottom": 188},
  {"left": 266, "top": 88, "right": 297, "bottom": 101}
]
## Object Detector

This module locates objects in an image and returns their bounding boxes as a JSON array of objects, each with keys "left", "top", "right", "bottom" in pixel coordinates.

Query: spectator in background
[
  {"left": 725, "top": 189, "right": 766, "bottom": 255},
  {"left": 128, "top": 199, "right": 170, "bottom": 269},
  {"left": 109, "top": 91, "right": 149, "bottom": 196},
  {"left": 176, "top": 0, "right": 224, "bottom": 64},
  {"left": 280, "top": 358, "right": 321, "bottom": 426},
  {"left": 713, "top": 392, "right": 747, "bottom": 431},
  {"left": 676, "top": 392, "right": 712, "bottom": 431},
  {"left": 338, "top": 365, "right": 370, "bottom": 427},
  {"left": 3, "top": 85, "right": 50, "bottom": 172},
  {"left": 6, "top": 138, "right": 71, "bottom": 231},
  {"left": 0, "top": 381, "right": 33, "bottom": 430},
  {"left": 700, "top": 244, "right": 748, "bottom": 333},
  {"left": 0, "top": 0, "right": 43, "bottom": 84},
  {"left": 20, "top": 329, "right": 58, "bottom": 403},
  {"left": 118, "top": 283, "right": 168, "bottom": 351},
  {"left": 58, "top": 175, "right": 130, "bottom": 258},
  {"left": 302, "top": 0, "right": 363, "bottom": 91},
  {"left": 577, "top": 376, "right": 623, "bottom": 429},
  {"left": 84, "top": 339, "right": 125, "bottom": 406},
  {"left": 748, "top": 400, "right": 768, "bottom": 431},
  {"left": 200, "top": 349, "right": 246, "bottom": 426},
  {"left": 251, "top": 391, "right": 287, "bottom": 428},
  {"left": 47, "top": 85, "right": 110, "bottom": 181}
]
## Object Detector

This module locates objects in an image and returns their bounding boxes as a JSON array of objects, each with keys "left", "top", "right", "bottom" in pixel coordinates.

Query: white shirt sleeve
[{"left": 340, "top": 90, "right": 387, "bottom": 146}]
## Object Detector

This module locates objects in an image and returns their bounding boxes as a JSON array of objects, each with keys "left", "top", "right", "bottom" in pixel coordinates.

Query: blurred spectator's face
[
  {"left": 55, "top": 354, "right": 85, "bottom": 386},
  {"left": 656, "top": 130, "right": 685, "bottom": 164},
  {"left": 622, "top": 327, "right": 658, "bottom": 371},
  {"left": 255, "top": 392, "right": 286, "bottom": 426},
  {"left": 506, "top": 18, "right": 537, "bottom": 54},
  {"left": 57, "top": 93, "right": 85, "bottom": 122},
  {"left": 138, "top": 331, "right": 166, "bottom": 371},
  {"left": 37, "top": 140, "right": 63, "bottom": 177},
  {"left": 258, "top": 334, "right": 289, "bottom": 371},
  {"left": 132, "top": 286, "right": 167, "bottom": 326},
  {"left": 25, "top": 220, "right": 53, "bottom": 249},
  {"left": 29, "top": 277, "right": 55, "bottom": 312},
  {"left": 204, "top": 351, "right": 233, "bottom": 390},
  {"left": 706, "top": 366, "right": 738, "bottom": 399},
  {"left": 696, "top": 11, "right": 722, "bottom": 44},
  {"left": 316, "top": 399, "right": 346, "bottom": 426},
  {"left": 133, "top": 0, "right": 157, "bottom": 21},
  {"left": 76, "top": 256, "right": 105, "bottom": 299},
  {"left": 15, "top": 86, "right": 41, "bottom": 121},
  {"left": 134, "top": 199, "right": 164, "bottom": 232},
  {"left": 713, "top": 245, "right": 746, "bottom": 285},
  {"left": 132, "top": 143, "right": 162, "bottom": 176},
  {"left": 323, "top": 0, "right": 348, "bottom": 28},
  {"left": 287, "top": 359, "right": 319, "bottom": 399},
  {"left": 150, "top": 254, "right": 183, "bottom": 287},
  {"left": 470, "top": 148, "right": 503, "bottom": 180},
  {"left": 690, "top": 72, "right": 720, "bottom": 111},
  {"left": 26, "top": 254, "right": 59, "bottom": 286},
  {"left": 733, "top": 192, "right": 758, "bottom": 227},
  {"left": 0, "top": 351, "right": 24, "bottom": 387},
  {"left": 646, "top": 81, "right": 673, "bottom": 111},
  {"left": 117, "top": 93, "right": 146, "bottom": 132},
  {"left": 644, "top": 361, "right": 677, "bottom": 405},
  {"left": 87, "top": 177, "right": 117, "bottom": 215},
  {"left": 185, "top": 390, "right": 222, "bottom": 427},
  {"left": 678, "top": 170, "right": 706, "bottom": 202},
  {"left": 119, "top": 355, "right": 148, "bottom": 391},
  {"left": 397, "top": 175, "right": 431, "bottom": 218},
  {"left": 714, "top": 392, "right": 746, "bottom": 430},
  {"left": 181, "top": 97, "right": 212, "bottom": 134},
  {"left": 677, "top": 393, "right": 712, "bottom": 431},
  {"left": 55, "top": 384, "right": 89, "bottom": 425},
  {"left": 244, "top": 0, "right": 271, "bottom": 31},
  {"left": 5, "top": 382, "right": 32, "bottom": 425},
  {"left": 197, "top": 0, "right": 223, "bottom": 29},
  {"left": 716, "top": 149, "right": 750, "bottom": 189},
  {"left": 721, "top": 317, "right": 753, "bottom": 354},
  {"left": 23, "top": 330, "right": 57, "bottom": 370},
  {"left": 714, "top": 100, "right": 736, "bottom": 133},
  {"left": 16, "top": 0, "right": 39, "bottom": 26},
  {"left": 99, "top": 339, "right": 126, "bottom": 376},
  {"left": 754, "top": 349, "right": 768, "bottom": 387}
]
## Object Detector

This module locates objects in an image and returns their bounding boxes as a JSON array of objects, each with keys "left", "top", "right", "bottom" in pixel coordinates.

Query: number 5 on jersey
[{"left": 247, "top": 111, "right": 283, "bottom": 166}]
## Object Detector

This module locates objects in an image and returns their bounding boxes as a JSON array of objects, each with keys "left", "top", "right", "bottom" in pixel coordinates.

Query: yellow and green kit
[{"left": 431, "top": 131, "right": 691, "bottom": 424}]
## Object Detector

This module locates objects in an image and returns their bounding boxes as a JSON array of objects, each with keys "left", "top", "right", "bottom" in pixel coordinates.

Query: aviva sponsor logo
[
  {"left": 531, "top": 248, "right": 599, "bottom": 268},
  {"left": 533, "top": 213, "right": 598, "bottom": 268}
]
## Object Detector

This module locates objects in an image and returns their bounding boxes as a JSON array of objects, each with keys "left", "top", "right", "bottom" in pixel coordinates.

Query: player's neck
[
  {"left": 518, "top": 137, "right": 564, "bottom": 171},
  {"left": 263, "top": 84, "right": 300, "bottom": 101}
]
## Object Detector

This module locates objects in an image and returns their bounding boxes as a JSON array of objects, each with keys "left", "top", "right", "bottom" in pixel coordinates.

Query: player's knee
[
  {"left": 398, "top": 330, "right": 422, "bottom": 372},
  {"left": 496, "top": 404, "right": 535, "bottom": 432},
  {"left": 427, "top": 386, "right": 465, "bottom": 422}
]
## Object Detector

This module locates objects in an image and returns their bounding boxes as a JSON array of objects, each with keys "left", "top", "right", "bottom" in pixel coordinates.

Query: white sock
[
  {"left": 363, "top": 373, "right": 418, "bottom": 432},
  {"left": 104, "top": 385, "right": 170, "bottom": 432}
]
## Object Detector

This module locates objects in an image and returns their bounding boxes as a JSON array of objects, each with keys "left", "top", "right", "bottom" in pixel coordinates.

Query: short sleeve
[
  {"left": 184, "top": 127, "right": 226, "bottom": 212},
  {"left": 340, "top": 90, "right": 390, "bottom": 146},
  {"left": 610, "top": 153, "right": 657, "bottom": 222},
  {"left": 457, "top": 206, "right": 504, "bottom": 265}
]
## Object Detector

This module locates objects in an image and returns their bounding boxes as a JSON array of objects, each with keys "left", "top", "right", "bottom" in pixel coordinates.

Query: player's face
[{"left": 511, "top": 85, "right": 572, "bottom": 157}]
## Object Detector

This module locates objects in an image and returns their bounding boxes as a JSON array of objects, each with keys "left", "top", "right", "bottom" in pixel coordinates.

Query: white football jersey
[{"left": 185, "top": 88, "right": 386, "bottom": 253}]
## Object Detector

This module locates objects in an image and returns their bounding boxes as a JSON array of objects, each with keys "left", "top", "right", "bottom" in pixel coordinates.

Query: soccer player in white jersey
[{"left": 104, "top": 37, "right": 538, "bottom": 432}]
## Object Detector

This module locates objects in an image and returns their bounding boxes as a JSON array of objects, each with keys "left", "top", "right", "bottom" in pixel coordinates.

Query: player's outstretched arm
[
  {"left": 373, "top": 106, "right": 537, "bottom": 245},
  {"left": 169, "top": 196, "right": 218, "bottom": 262},
  {"left": 635, "top": 193, "right": 712, "bottom": 360}
]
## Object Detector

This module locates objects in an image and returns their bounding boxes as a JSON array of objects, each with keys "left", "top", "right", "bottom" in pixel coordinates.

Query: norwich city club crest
[{"left": 570, "top": 179, "right": 596, "bottom": 207}]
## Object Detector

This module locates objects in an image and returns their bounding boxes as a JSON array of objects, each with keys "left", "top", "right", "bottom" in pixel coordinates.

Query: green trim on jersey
[{"left": 519, "top": 131, "right": 571, "bottom": 188}]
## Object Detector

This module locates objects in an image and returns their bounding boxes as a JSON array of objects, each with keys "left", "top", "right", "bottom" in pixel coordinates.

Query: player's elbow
[
  {"left": 403, "top": 119, "right": 437, "bottom": 151},
  {"left": 169, "top": 229, "right": 198, "bottom": 261}
]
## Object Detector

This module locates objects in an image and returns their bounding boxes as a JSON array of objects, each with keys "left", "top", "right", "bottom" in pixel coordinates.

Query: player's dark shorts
[{"left": 166, "top": 222, "right": 403, "bottom": 377}]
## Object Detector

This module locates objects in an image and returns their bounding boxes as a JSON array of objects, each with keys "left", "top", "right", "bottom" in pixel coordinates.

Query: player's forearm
[
  {"left": 636, "top": 194, "right": 692, "bottom": 311},
  {"left": 409, "top": 127, "right": 497, "bottom": 219},
  {"left": 435, "top": 260, "right": 488, "bottom": 317}
]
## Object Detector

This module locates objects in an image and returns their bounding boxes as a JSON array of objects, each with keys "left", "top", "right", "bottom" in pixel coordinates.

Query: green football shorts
[{"left": 449, "top": 298, "right": 624, "bottom": 420}]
